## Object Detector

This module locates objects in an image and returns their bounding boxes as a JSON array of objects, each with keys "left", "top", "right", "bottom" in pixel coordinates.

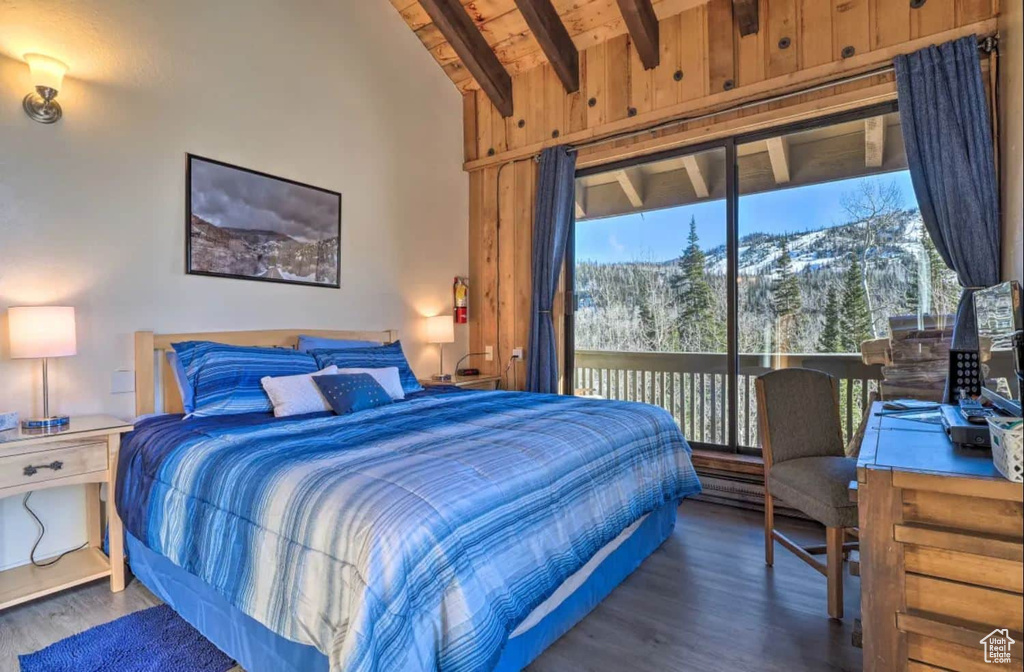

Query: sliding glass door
[
  {"left": 571, "top": 145, "right": 731, "bottom": 449},
  {"left": 568, "top": 102, "right": 949, "bottom": 454},
  {"left": 735, "top": 109, "right": 953, "bottom": 449}
]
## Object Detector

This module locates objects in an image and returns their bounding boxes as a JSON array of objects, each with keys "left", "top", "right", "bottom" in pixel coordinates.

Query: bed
[{"left": 118, "top": 329, "right": 701, "bottom": 672}]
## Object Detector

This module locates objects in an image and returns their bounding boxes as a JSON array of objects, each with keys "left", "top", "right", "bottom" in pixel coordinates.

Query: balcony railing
[{"left": 574, "top": 350, "right": 1018, "bottom": 450}]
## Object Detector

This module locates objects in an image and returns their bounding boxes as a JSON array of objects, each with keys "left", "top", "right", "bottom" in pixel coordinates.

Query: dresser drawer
[
  {"left": 905, "top": 573, "right": 1023, "bottom": 632},
  {"left": 0, "top": 441, "right": 108, "bottom": 491}
]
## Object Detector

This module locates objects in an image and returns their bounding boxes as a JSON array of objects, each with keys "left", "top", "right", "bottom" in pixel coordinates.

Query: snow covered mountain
[{"left": 702, "top": 209, "right": 926, "bottom": 277}]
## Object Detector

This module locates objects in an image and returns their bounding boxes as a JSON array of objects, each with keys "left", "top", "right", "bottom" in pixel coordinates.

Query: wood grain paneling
[
  {"left": 449, "top": 0, "right": 999, "bottom": 388},
  {"left": 461, "top": 5, "right": 995, "bottom": 169},
  {"left": 903, "top": 545, "right": 1024, "bottom": 593},
  {"left": 905, "top": 574, "right": 1023, "bottom": 632}
]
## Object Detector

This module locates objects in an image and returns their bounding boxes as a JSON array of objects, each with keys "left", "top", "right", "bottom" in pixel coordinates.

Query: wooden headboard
[{"left": 134, "top": 328, "right": 398, "bottom": 416}]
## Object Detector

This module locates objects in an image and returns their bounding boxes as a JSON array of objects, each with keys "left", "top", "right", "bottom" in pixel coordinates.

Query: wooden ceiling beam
[
  {"left": 733, "top": 0, "right": 759, "bottom": 37},
  {"left": 575, "top": 184, "right": 588, "bottom": 219},
  {"left": 419, "top": 0, "right": 515, "bottom": 117},
  {"left": 766, "top": 136, "right": 791, "bottom": 184},
  {"left": 682, "top": 154, "right": 710, "bottom": 198},
  {"left": 615, "top": 0, "right": 660, "bottom": 70},
  {"left": 514, "top": 0, "right": 580, "bottom": 93},
  {"left": 865, "top": 116, "right": 887, "bottom": 168},
  {"left": 616, "top": 167, "right": 646, "bottom": 207}
]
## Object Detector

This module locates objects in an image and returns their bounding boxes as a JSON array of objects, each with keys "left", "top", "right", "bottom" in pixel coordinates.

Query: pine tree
[
  {"left": 818, "top": 286, "right": 843, "bottom": 353},
  {"left": 671, "top": 216, "right": 717, "bottom": 351},
  {"left": 840, "top": 256, "right": 873, "bottom": 352},
  {"left": 771, "top": 239, "right": 802, "bottom": 317}
]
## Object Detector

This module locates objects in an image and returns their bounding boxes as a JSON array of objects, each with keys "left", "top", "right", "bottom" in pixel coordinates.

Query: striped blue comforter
[{"left": 116, "top": 390, "right": 700, "bottom": 672}]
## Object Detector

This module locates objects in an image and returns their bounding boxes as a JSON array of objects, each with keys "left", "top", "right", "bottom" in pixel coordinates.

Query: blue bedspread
[{"left": 116, "top": 390, "right": 700, "bottom": 672}]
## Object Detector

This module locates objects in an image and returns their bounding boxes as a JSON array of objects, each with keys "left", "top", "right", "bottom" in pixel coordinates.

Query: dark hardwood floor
[{"left": 0, "top": 501, "right": 861, "bottom": 672}]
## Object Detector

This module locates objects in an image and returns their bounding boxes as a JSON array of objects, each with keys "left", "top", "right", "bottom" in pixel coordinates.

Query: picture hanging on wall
[{"left": 186, "top": 154, "right": 341, "bottom": 288}]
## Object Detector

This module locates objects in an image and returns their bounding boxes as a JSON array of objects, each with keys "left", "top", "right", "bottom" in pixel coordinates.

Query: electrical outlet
[
  {"left": 512, "top": 347, "right": 523, "bottom": 359},
  {"left": 485, "top": 345, "right": 493, "bottom": 362}
]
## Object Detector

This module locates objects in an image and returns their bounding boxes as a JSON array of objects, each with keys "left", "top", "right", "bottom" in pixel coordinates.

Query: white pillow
[
  {"left": 336, "top": 367, "right": 405, "bottom": 400},
  {"left": 261, "top": 366, "right": 338, "bottom": 417}
]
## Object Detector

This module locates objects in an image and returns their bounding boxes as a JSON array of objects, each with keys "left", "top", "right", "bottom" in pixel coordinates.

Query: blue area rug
[{"left": 19, "top": 605, "right": 235, "bottom": 672}]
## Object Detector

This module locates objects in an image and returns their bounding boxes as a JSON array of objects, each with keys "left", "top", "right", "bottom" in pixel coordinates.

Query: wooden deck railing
[
  {"left": 574, "top": 349, "right": 1019, "bottom": 449},
  {"left": 575, "top": 351, "right": 880, "bottom": 449}
]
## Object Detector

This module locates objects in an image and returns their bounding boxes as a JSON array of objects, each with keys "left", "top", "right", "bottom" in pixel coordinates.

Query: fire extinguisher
[{"left": 454, "top": 276, "right": 468, "bottom": 324}]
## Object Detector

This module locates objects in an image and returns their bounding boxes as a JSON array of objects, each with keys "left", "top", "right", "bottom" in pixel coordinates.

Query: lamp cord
[
  {"left": 22, "top": 492, "right": 88, "bottom": 568},
  {"left": 454, "top": 352, "right": 489, "bottom": 374},
  {"left": 502, "top": 355, "right": 518, "bottom": 391}
]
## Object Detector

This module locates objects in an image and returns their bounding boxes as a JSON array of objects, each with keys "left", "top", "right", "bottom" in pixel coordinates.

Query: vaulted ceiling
[{"left": 388, "top": 0, "right": 722, "bottom": 116}]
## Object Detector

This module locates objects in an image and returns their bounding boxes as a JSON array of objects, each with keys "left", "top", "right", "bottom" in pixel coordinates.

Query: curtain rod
[{"left": 560, "top": 35, "right": 998, "bottom": 158}]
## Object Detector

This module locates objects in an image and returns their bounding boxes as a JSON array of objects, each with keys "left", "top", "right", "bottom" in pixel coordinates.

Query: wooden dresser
[
  {"left": 0, "top": 415, "right": 133, "bottom": 612},
  {"left": 857, "top": 403, "right": 1023, "bottom": 671}
]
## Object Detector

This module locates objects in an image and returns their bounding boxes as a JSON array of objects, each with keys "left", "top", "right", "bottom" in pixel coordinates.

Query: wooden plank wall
[{"left": 466, "top": 0, "right": 998, "bottom": 390}]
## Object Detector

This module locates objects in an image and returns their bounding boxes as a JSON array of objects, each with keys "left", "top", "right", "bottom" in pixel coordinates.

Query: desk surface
[{"left": 857, "top": 402, "right": 1004, "bottom": 480}]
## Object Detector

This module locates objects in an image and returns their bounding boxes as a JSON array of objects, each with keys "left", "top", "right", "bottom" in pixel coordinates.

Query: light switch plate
[{"left": 111, "top": 370, "right": 135, "bottom": 394}]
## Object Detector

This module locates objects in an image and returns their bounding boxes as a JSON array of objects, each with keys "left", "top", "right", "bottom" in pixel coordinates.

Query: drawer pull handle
[{"left": 23, "top": 461, "right": 64, "bottom": 477}]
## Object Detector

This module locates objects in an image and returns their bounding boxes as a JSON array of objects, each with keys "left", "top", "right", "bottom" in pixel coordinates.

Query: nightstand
[
  {"left": 419, "top": 375, "right": 503, "bottom": 391},
  {"left": 0, "top": 415, "right": 133, "bottom": 611}
]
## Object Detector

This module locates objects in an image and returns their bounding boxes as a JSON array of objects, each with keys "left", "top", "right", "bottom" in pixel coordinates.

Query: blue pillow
[
  {"left": 165, "top": 350, "right": 195, "bottom": 414},
  {"left": 297, "top": 335, "right": 381, "bottom": 353},
  {"left": 172, "top": 341, "right": 318, "bottom": 417},
  {"left": 310, "top": 341, "right": 423, "bottom": 394},
  {"left": 314, "top": 374, "right": 393, "bottom": 415}
]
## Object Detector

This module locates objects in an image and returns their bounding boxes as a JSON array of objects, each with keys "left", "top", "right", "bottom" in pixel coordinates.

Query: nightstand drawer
[{"left": 0, "top": 441, "right": 107, "bottom": 491}]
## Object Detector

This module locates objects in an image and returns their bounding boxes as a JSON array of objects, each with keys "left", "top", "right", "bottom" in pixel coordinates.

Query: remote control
[{"left": 949, "top": 349, "right": 982, "bottom": 399}]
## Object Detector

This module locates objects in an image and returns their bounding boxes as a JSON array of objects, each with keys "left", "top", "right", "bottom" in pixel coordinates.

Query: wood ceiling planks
[
  {"left": 418, "top": 0, "right": 515, "bottom": 115},
  {"left": 390, "top": 0, "right": 708, "bottom": 92}
]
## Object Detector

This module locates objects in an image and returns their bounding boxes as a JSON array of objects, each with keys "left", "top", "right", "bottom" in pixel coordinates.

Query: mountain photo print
[{"left": 186, "top": 155, "right": 341, "bottom": 288}]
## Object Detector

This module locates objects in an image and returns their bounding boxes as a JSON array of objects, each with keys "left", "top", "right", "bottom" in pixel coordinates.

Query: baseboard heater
[{"left": 692, "top": 474, "right": 807, "bottom": 520}]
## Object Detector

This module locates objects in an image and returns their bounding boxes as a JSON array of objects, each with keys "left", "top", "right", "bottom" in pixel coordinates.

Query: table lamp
[
  {"left": 426, "top": 314, "right": 455, "bottom": 382},
  {"left": 8, "top": 306, "right": 77, "bottom": 428}
]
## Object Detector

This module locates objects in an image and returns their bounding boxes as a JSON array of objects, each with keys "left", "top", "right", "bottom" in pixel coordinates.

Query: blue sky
[{"left": 576, "top": 171, "right": 917, "bottom": 263}]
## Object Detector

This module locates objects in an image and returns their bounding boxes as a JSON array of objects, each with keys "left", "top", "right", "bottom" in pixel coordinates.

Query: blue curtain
[
  {"left": 894, "top": 36, "right": 1000, "bottom": 401},
  {"left": 526, "top": 146, "right": 577, "bottom": 393}
]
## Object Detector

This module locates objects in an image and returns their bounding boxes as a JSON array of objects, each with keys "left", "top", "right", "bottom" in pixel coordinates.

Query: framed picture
[{"left": 186, "top": 154, "right": 341, "bottom": 288}]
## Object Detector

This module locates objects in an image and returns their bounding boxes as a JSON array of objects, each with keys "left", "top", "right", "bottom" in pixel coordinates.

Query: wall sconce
[{"left": 22, "top": 54, "right": 68, "bottom": 124}]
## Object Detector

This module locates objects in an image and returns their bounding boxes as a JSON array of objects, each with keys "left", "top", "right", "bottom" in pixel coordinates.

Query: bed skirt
[{"left": 126, "top": 500, "right": 679, "bottom": 672}]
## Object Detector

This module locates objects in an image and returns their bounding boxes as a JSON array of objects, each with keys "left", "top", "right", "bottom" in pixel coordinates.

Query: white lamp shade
[
  {"left": 25, "top": 54, "right": 68, "bottom": 92},
  {"left": 8, "top": 306, "right": 77, "bottom": 359},
  {"left": 425, "top": 314, "right": 455, "bottom": 344}
]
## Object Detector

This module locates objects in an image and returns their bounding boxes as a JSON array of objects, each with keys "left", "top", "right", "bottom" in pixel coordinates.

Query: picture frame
[{"left": 186, "top": 153, "right": 342, "bottom": 288}]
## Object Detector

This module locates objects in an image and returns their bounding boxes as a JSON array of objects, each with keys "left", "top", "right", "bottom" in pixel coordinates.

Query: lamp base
[
  {"left": 431, "top": 374, "right": 452, "bottom": 382},
  {"left": 21, "top": 415, "right": 70, "bottom": 430}
]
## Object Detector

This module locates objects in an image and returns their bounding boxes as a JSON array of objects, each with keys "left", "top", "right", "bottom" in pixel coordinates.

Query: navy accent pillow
[
  {"left": 315, "top": 374, "right": 394, "bottom": 415},
  {"left": 172, "top": 341, "right": 318, "bottom": 417},
  {"left": 310, "top": 341, "right": 423, "bottom": 394}
]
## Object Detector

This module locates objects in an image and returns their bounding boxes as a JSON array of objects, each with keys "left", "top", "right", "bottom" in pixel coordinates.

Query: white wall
[{"left": 0, "top": 0, "right": 468, "bottom": 570}]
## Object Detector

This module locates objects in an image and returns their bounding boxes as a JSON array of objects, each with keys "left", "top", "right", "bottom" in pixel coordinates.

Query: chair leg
[
  {"left": 764, "top": 492, "right": 775, "bottom": 567},
  {"left": 826, "top": 526, "right": 844, "bottom": 620}
]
